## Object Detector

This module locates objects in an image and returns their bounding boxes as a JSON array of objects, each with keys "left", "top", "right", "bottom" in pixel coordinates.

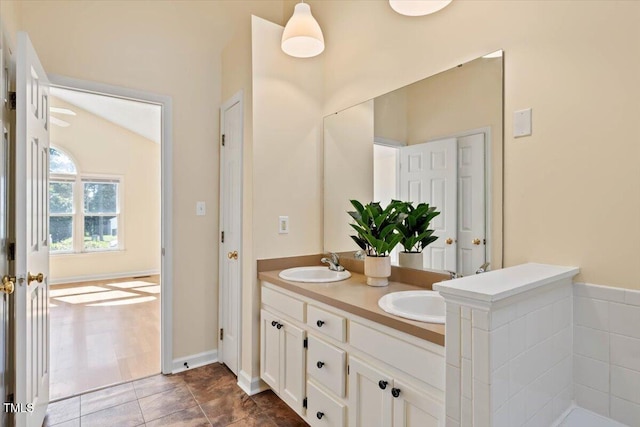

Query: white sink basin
[
  {"left": 378, "top": 290, "right": 446, "bottom": 324},
  {"left": 279, "top": 266, "right": 351, "bottom": 283}
]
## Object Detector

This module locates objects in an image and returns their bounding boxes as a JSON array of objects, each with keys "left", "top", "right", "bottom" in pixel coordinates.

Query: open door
[{"left": 14, "top": 32, "right": 50, "bottom": 427}]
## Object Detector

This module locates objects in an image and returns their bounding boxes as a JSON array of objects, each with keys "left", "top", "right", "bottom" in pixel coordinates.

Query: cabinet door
[
  {"left": 280, "top": 321, "right": 306, "bottom": 414},
  {"left": 392, "top": 378, "right": 444, "bottom": 427},
  {"left": 349, "top": 357, "right": 393, "bottom": 427},
  {"left": 260, "top": 309, "right": 281, "bottom": 391}
]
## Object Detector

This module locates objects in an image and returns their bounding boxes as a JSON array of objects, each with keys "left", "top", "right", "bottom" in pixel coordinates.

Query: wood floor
[
  {"left": 50, "top": 276, "right": 161, "bottom": 401},
  {"left": 44, "top": 363, "right": 308, "bottom": 427}
]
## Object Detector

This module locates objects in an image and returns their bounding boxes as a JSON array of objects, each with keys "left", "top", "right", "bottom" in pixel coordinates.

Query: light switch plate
[
  {"left": 514, "top": 108, "right": 532, "bottom": 138},
  {"left": 279, "top": 216, "right": 289, "bottom": 234},
  {"left": 196, "top": 201, "right": 206, "bottom": 216}
]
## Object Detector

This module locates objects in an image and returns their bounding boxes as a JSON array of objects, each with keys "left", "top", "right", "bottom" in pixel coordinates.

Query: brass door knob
[
  {"left": 472, "top": 238, "right": 481, "bottom": 246},
  {"left": 27, "top": 272, "right": 44, "bottom": 285},
  {"left": 445, "top": 238, "right": 453, "bottom": 245},
  {"left": 1, "top": 276, "right": 15, "bottom": 294},
  {"left": 227, "top": 251, "right": 238, "bottom": 260}
]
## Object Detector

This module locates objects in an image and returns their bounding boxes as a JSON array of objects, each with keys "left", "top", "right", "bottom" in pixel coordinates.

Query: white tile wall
[{"left": 572, "top": 282, "right": 640, "bottom": 426}]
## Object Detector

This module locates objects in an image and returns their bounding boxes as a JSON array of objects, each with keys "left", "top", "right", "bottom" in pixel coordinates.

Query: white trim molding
[
  {"left": 172, "top": 350, "right": 218, "bottom": 374},
  {"left": 237, "top": 370, "right": 269, "bottom": 396},
  {"left": 50, "top": 269, "right": 160, "bottom": 285}
]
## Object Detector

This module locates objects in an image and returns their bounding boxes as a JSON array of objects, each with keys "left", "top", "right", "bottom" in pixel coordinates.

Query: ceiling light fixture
[
  {"left": 281, "top": 1, "right": 325, "bottom": 58},
  {"left": 389, "top": 0, "right": 452, "bottom": 17}
]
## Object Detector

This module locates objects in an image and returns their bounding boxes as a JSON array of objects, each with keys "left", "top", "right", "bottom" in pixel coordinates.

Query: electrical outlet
[
  {"left": 514, "top": 108, "right": 532, "bottom": 138},
  {"left": 279, "top": 216, "right": 289, "bottom": 234},
  {"left": 196, "top": 201, "right": 206, "bottom": 216}
]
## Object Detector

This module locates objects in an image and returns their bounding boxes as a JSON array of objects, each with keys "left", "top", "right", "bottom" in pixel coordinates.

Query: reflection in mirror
[{"left": 324, "top": 51, "right": 503, "bottom": 276}]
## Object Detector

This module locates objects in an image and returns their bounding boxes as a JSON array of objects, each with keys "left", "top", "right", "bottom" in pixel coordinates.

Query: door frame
[
  {"left": 48, "top": 74, "right": 174, "bottom": 374},
  {"left": 426, "top": 126, "right": 493, "bottom": 270},
  {"left": 218, "top": 90, "right": 243, "bottom": 376}
]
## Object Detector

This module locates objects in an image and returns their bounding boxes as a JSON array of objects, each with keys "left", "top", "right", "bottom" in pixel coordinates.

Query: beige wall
[
  {"left": 49, "top": 97, "right": 160, "bottom": 281},
  {"left": 13, "top": 0, "right": 285, "bottom": 360},
  {"left": 374, "top": 89, "right": 408, "bottom": 144},
  {"left": 313, "top": 0, "right": 640, "bottom": 290}
]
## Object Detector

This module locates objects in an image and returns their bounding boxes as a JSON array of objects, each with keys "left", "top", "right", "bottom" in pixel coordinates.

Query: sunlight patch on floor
[
  {"left": 107, "top": 280, "right": 156, "bottom": 289},
  {"left": 50, "top": 285, "right": 109, "bottom": 297},
  {"left": 54, "top": 290, "right": 139, "bottom": 304},
  {"left": 133, "top": 285, "right": 161, "bottom": 294},
  {"left": 87, "top": 296, "right": 157, "bottom": 307}
]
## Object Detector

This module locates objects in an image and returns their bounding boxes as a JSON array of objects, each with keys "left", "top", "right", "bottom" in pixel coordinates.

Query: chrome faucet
[
  {"left": 447, "top": 270, "right": 462, "bottom": 280},
  {"left": 476, "top": 262, "right": 490, "bottom": 274},
  {"left": 321, "top": 252, "right": 345, "bottom": 272}
]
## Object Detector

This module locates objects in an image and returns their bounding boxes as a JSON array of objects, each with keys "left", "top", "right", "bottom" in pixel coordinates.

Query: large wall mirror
[{"left": 324, "top": 51, "right": 503, "bottom": 276}]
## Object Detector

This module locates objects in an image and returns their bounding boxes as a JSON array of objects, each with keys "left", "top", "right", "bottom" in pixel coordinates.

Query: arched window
[{"left": 49, "top": 146, "right": 122, "bottom": 253}]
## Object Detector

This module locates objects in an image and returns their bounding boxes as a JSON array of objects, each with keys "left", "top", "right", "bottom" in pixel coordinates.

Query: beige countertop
[{"left": 259, "top": 270, "right": 445, "bottom": 347}]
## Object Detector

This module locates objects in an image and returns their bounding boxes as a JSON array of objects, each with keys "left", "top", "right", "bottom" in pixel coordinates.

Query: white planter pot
[
  {"left": 398, "top": 252, "right": 424, "bottom": 270},
  {"left": 364, "top": 255, "right": 391, "bottom": 287}
]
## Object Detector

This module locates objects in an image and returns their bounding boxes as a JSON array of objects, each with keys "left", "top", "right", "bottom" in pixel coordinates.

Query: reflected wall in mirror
[{"left": 324, "top": 51, "right": 503, "bottom": 276}]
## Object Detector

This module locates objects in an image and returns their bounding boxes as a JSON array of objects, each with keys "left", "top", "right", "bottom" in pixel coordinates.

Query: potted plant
[
  {"left": 396, "top": 202, "right": 441, "bottom": 269},
  {"left": 348, "top": 200, "right": 406, "bottom": 286}
]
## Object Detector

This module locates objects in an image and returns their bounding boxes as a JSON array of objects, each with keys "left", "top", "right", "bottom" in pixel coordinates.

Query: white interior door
[
  {"left": 457, "top": 133, "right": 486, "bottom": 276},
  {"left": 219, "top": 92, "right": 242, "bottom": 375},
  {"left": 400, "top": 138, "right": 457, "bottom": 272},
  {"left": 15, "top": 32, "right": 50, "bottom": 427}
]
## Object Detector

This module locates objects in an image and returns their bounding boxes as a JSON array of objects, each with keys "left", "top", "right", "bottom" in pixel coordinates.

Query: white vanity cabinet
[{"left": 260, "top": 281, "right": 445, "bottom": 427}]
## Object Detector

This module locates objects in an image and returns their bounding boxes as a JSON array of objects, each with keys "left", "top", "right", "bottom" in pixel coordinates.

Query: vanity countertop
[{"left": 259, "top": 270, "right": 445, "bottom": 346}]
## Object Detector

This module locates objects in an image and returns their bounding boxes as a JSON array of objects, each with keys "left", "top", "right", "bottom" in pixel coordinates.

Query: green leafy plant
[
  {"left": 397, "top": 202, "right": 441, "bottom": 253},
  {"left": 348, "top": 200, "right": 407, "bottom": 257}
]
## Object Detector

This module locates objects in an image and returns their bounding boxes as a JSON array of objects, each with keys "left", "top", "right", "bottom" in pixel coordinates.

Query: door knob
[
  {"left": 445, "top": 238, "right": 453, "bottom": 245},
  {"left": 472, "top": 238, "right": 481, "bottom": 246},
  {"left": 1, "top": 276, "right": 15, "bottom": 295},
  {"left": 227, "top": 251, "right": 238, "bottom": 260},
  {"left": 27, "top": 272, "right": 44, "bottom": 285}
]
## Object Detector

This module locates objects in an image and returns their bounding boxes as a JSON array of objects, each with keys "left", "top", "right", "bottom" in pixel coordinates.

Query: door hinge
[
  {"left": 303, "top": 338, "right": 308, "bottom": 349},
  {"left": 347, "top": 364, "right": 350, "bottom": 375},
  {"left": 221, "top": 231, "right": 224, "bottom": 243},
  {"left": 220, "top": 328, "right": 224, "bottom": 340},
  {"left": 303, "top": 397, "right": 307, "bottom": 409},
  {"left": 221, "top": 134, "right": 226, "bottom": 147},
  {"left": 7, "top": 242, "right": 15, "bottom": 261},
  {"left": 6, "top": 393, "right": 13, "bottom": 404},
  {"left": 9, "top": 92, "right": 16, "bottom": 111},
  {"left": 161, "top": 248, "right": 165, "bottom": 256}
]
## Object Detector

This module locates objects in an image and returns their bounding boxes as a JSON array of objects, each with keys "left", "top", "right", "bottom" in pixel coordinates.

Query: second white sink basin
[
  {"left": 378, "top": 290, "right": 446, "bottom": 324},
  {"left": 279, "top": 266, "right": 351, "bottom": 283}
]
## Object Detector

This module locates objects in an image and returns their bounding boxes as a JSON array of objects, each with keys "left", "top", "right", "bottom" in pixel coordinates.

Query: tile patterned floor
[
  {"left": 50, "top": 276, "right": 161, "bottom": 400},
  {"left": 44, "top": 363, "right": 309, "bottom": 427}
]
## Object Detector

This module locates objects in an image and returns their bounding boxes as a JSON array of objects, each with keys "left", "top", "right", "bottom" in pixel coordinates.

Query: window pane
[
  {"left": 50, "top": 182, "right": 74, "bottom": 214},
  {"left": 84, "top": 216, "right": 118, "bottom": 250},
  {"left": 84, "top": 182, "right": 118, "bottom": 214},
  {"left": 50, "top": 216, "right": 73, "bottom": 252},
  {"left": 49, "top": 147, "right": 77, "bottom": 174}
]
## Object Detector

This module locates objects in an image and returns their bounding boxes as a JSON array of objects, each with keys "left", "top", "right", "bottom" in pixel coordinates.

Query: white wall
[
  {"left": 312, "top": 0, "right": 640, "bottom": 290},
  {"left": 49, "top": 97, "right": 160, "bottom": 282}
]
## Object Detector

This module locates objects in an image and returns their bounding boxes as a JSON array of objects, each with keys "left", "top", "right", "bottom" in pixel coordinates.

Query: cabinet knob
[
  {"left": 316, "top": 361, "right": 325, "bottom": 369},
  {"left": 316, "top": 412, "right": 325, "bottom": 420},
  {"left": 391, "top": 388, "right": 401, "bottom": 398},
  {"left": 378, "top": 380, "right": 388, "bottom": 390},
  {"left": 316, "top": 320, "right": 325, "bottom": 327},
  {"left": 276, "top": 323, "right": 283, "bottom": 330},
  {"left": 271, "top": 321, "right": 277, "bottom": 327}
]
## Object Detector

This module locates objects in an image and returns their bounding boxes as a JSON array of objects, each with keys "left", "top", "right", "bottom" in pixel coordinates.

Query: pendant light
[
  {"left": 281, "top": 1, "right": 325, "bottom": 58},
  {"left": 389, "top": 0, "right": 452, "bottom": 17}
]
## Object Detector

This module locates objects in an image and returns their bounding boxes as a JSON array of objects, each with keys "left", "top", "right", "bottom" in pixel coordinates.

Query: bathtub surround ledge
[{"left": 435, "top": 263, "right": 579, "bottom": 426}]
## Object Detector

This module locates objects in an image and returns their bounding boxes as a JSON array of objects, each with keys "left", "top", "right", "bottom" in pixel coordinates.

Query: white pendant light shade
[
  {"left": 281, "top": 2, "right": 325, "bottom": 58},
  {"left": 389, "top": 0, "right": 452, "bottom": 16}
]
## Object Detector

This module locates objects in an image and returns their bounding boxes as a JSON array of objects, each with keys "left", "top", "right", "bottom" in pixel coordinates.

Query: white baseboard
[
  {"left": 172, "top": 350, "right": 218, "bottom": 374},
  {"left": 237, "top": 370, "right": 269, "bottom": 396},
  {"left": 50, "top": 269, "right": 160, "bottom": 285}
]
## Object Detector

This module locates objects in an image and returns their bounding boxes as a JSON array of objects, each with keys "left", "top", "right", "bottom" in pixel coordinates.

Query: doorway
[{"left": 45, "top": 79, "right": 172, "bottom": 400}]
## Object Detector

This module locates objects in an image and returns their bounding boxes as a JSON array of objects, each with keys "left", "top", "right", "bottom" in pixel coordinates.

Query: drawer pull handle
[
  {"left": 316, "top": 320, "right": 325, "bottom": 327},
  {"left": 276, "top": 323, "right": 283, "bottom": 330},
  {"left": 316, "top": 361, "right": 325, "bottom": 369},
  {"left": 271, "top": 321, "right": 277, "bottom": 327},
  {"left": 392, "top": 388, "right": 401, "bottom": 398},
  {"left": 378, "top": 380, "right": 388, "bottom": 390},
  {"left": 316, "top": 412, "right": 325, "bottom": 420}
]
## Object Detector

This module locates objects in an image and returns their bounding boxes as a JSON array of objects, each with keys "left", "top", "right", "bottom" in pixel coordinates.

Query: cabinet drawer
[
  {"left": 307, "top": 335, "right": 346, "bottom": 397},
  {"left": 262, "top": 285, "right": 305, "bottom": 322},
  {"left": 350, "top": 321, "right": 444, "bottom": 391},
  {"left": 307, "top": 381, "right": 346, "bottom": 427},
  {"left": 307, "top": 305, "right": 346, "bottom": 342}
]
